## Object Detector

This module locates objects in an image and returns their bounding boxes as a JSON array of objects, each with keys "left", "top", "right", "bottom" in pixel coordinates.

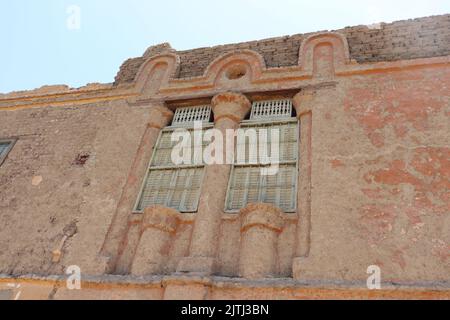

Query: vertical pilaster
[
  {"left": 100, "top": 103, "right": 174, "bottom": 273},
  {"left": 292, "top": 91, "right": 314, "bottom": 279},
  {"left": 131, "top": 206, "right": 180, "bottom": 276},
  {"left": 177, "top": 92, "right": 251, "bottom": 275},
  {"left": 239, "top": 204, "right": 284, "bottom": 279}
]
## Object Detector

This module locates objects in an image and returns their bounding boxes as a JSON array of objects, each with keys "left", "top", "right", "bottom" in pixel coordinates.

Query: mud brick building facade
[{"left": 0, "top": 14, "right": 449, "bottom": 300}]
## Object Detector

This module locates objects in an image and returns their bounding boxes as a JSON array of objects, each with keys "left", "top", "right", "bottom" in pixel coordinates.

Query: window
[
  {"left": 0, "top": 139, "right": 16, "bottom": 167},
  {"left": 134, "top": 106, "right": 211, "bottom": 213},
  {"left": 171, "top": 105, "right": 212, "bottom": 127},
  {"left": 250, "top": 99, "right": 293, "bottom": 120},
  {"left": 225, "top": 100, "right": 298, "bottom": 213}
]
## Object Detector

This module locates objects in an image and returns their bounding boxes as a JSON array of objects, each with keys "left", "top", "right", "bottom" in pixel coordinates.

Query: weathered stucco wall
[
  {"left": 0, "top": 14, "right": 448, "bottom": 300},
  {"left": 0, "top": 100, "right": 152, "bottom": 276},
  {"left": 294, "top": 68, "right": 450, "bottom": 283}
]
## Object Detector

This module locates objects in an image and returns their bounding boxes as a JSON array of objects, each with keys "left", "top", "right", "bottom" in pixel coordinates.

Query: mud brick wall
[
  {"left": 0, "top": 100, "right": 151, "bottom": 275},
  {"left": 114, "top": 14, "right": 450, "bottom": 84}
]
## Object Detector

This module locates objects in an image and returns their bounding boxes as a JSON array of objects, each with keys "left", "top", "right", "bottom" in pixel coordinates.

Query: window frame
[
  {"left": 133, "top": 123, "right": 213, "bottom": 214},
  {"left": 224, "top": 117, "right": 299, "bottom": 214},
  {"left": 0, "top": 138, "right": 17, "bottom": 167}
]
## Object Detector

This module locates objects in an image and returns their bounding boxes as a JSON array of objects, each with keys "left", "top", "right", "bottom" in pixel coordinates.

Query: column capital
[
  {"left": 239, "top": 203, "right": 284, "bottom": 279},
  {"left": 292, "top": 90, "right": 316, "bottom": 118},
  {"left": 148, "top": 103, "right": 174, "bottom": 129},
  {"left": 211, "top": 92, "right": 252, "bottom": 124},
  {"left": 240, "top": 203, "right": 284, "bottom": 233},
  {"left": 142, "top": 206, "right": 180, "bottom": 234}
]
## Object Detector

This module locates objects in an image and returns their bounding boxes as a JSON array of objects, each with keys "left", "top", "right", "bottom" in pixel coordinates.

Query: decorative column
[
  {"left": 177, "top": 92, "right": 251, "bottom": 275},
  {"left": 100, "top": 103, "right": 174, "bottom": 273},
  {"left": 239, "top": 204, "right": 284, "bottom": 279},
  {"left": 131, "top": 206, "right": 180, "bottom": 276},
  {"left": 292, "top": 91, "right": 314, "bottom": 279}
]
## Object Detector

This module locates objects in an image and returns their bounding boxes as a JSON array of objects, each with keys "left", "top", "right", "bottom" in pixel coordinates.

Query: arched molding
[
  {"left": 299, "top": 32, "right": 350, "bottom": 74},
  {"left": 134, "top": 53, "right": 180, "bottom": 93},
  {"left": 204, "top": 50, "right": 266, "bottom": 85}
]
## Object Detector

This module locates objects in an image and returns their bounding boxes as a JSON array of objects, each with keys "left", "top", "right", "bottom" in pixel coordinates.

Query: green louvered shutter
[
  {"left": 135, "top": 106, "right": 211, "bottom": 213},
  {"left": 225, "top": 100, "right": 298, "bottom": 213}
]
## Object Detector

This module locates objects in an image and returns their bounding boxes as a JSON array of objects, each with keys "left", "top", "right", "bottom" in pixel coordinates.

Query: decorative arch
[
  {"left": 134, "top": 53, "right": 180, "bottom": 94},
  {"left": 298, "top": 32, "right": 350, "bottom": 75},
  {"left": 203, "top": 50, "right": 266, "bottom": 85}
]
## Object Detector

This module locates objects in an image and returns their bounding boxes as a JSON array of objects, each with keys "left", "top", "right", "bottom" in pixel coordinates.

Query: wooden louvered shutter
[
  {"left": 172, "top": 106, "right": 212, "bottom": 126},
  {"left": 178, "top": 168, "right": 204, "bottom": 212},
  {"left": 138, "top": 169, "right": 173, "bottom": 210},
  {"left": 225, "top": 103, "right": 298, "bottom": 213},
  {"left": 0, "top": 142, "right": 9, "bottom": 155},
  {"left": 136, "top": 106, "right": 211, "bottom": 213},
  {"left": 250, "top": 100, "right": 292, "bottom": 120},
  {"left": 152, "top": 131, "right": 176, "bottom": 167}
]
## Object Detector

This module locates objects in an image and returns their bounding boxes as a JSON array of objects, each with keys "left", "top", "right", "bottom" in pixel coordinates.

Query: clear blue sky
[{"left": 1, "top": 0, "right": 449, "bottom": 93}]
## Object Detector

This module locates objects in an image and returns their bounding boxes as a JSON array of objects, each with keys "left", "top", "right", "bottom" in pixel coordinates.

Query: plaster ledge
[{"left": 1, "top": 274, "right": 449, "bottom": 292}]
